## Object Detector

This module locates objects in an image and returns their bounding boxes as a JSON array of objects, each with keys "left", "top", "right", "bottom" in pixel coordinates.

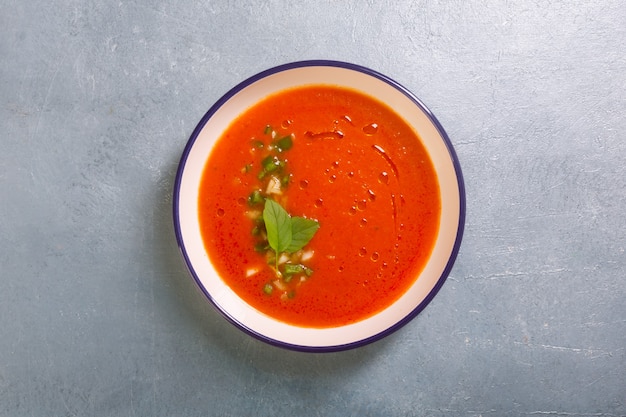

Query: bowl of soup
[{"left": 174, "top": 60, "right": 465, "bottom": 352}]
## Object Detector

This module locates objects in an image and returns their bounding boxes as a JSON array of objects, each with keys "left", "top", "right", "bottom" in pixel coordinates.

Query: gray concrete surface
[{"left": 1, "top": 1, "right": 625, "bottom": 415}]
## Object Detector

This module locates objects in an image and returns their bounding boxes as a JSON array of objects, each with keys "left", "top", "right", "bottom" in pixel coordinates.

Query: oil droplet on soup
[{"left": 362, "top": 123, "right": 379, "bottom": 135}]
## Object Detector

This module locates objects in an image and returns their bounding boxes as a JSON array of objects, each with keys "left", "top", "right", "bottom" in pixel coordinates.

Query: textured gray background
[{"left": 1, "top": 0, "right": 625, "bottom": 416}]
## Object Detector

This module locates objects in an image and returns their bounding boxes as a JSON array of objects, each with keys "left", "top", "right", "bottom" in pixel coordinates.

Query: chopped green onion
[
  {"left": 252, "top": 219, "right": 266, "bottom": 236},
  {"left": 284, "top": 263, "right": 305, "bottom": 276},
  {"left": 254, "top": 242, "right": 269, "bottom": 253},
  {"left": 263, "top": 125, "right": 272, "bottom": 135},
  {"left": 275, "top": 135, "right": 293, "bottom": 152},
  {"left": 247, "top": 190, "right": 264, "bottom": 206},
  {"left": 251, "top": 139, "right": 264, "bottom": 149},
  {"left": 261, "top": 155, "right": 281, "bottom": 173},
  {"left": 263, "top": 283, "right": 273, "bottom": 295}
]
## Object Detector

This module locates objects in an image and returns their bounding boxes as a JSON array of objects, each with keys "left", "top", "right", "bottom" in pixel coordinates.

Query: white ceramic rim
[{"left": 173, "top": 60, "right": 465, "bottom": 352}]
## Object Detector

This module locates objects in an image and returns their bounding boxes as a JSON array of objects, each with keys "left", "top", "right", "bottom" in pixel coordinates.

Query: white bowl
[{"left": 173, "top": 61, "right": 465, "bottom": 352}]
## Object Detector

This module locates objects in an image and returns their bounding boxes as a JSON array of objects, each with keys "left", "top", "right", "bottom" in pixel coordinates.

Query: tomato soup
[{"left": 198, "top": 85, "right": 440, "bottom": 328}]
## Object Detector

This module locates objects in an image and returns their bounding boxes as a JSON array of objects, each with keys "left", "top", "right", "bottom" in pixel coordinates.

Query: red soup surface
[{"left": 198, "top": 85, "right": 441, "bottom": 328}]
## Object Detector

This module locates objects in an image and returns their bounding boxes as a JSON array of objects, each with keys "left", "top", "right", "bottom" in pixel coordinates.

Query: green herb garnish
[
  {"left": 274, "top": 135, "right": 293, "bottom": 152},
  {"left": 251, "top": 139, "right": 265, "bottom": 149},
  {"left": 261, "top": 155, "right": 281, "bottom": 173},
  {"left": 245, "top": 125, "right": 318, "bottom": 297},
  {"left": 286, "top": 216, "right": 321, "bottom": 253},
  {"left": 247, "top": 189, "right": 264, "bottom": 206},
  {"left": 263, "top": 199, "right": 293, "bottom": 255},
  {"left": 263, "top": 199, "right": 319, "bottom": 275}
]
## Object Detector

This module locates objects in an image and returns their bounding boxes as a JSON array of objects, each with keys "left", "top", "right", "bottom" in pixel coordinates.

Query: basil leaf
[
  {"left": 286, "top": 216, "right": 320, "bottom": 253},
  {"left": 263, "top": 199, "right": 292, "bottom": 253}
]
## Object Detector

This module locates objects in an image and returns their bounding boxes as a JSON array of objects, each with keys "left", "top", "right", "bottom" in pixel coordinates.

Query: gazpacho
[{"left": 198, "top": 85, "right": 440, "bottom": 328}]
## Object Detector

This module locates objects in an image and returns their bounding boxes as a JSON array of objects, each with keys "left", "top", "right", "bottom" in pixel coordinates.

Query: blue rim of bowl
[{"left": 173, "top": 60, "right": 466, "bottom": 353}]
